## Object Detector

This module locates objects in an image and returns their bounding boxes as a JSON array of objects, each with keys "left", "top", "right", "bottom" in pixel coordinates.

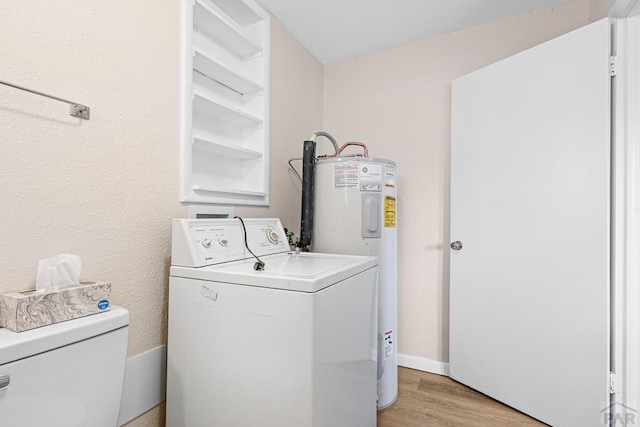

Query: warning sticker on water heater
[
  {"left": 333, "top": 163, "right": 359, "bottom": 188},
  {"left": 384, "top": 330, "right": 393, "bottom": 360},
  {"left": 384, "top": 196, "right": 396, "bottom": 228},
  {"left": 385, "top": 164, "right": 396, "bottom": 187}
]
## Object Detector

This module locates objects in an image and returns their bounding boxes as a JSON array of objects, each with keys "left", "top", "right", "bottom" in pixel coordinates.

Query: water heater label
[
  {"left": 359, "top": 163, "right": 383, "bottom": 191},
  {"left": 333, "top": 163, "right": 359, "bottom": 188},
  {"left": 385, "top": 165, "right": 396, "bottom": 187},
  {"left": 384, "top": 330, "right": 393, "bottom": 360},
  {"left": 384, "top": 196, "right": 396, "bottom": 228}
]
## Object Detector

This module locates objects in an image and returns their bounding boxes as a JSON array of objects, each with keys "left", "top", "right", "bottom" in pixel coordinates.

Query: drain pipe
[
  {"left": 299, "top": 140, "right": 316, "bottom": 248},
  {"left": 299, "top": 132, "right": 339, "bottom": 249}
]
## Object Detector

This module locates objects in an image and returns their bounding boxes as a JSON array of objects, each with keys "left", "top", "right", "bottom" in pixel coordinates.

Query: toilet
[{"left": 0, "top": 306, "right": 129, "bottom": 427}]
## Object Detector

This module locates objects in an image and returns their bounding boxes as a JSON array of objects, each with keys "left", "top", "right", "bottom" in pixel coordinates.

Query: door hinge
[
  {"left": 609, "top": 371, "right": 619, "bottom": 394},
  {"left": 610, "top": 56, "right": 621, "bottom": 77}
]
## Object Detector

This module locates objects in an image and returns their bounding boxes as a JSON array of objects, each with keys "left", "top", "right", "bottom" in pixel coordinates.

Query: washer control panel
[{"left": 172, "top": 218, "right": 289, "bottom": 267}]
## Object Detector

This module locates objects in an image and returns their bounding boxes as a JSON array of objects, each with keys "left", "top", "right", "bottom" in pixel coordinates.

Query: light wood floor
[{"left": 377, "top": 367, "right": 546, "bottom": 426}]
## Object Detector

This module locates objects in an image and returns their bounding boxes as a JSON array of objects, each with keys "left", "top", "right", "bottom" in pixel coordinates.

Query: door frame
[{"left": 611, "top": 0, "right": 640, "bottom": 419}]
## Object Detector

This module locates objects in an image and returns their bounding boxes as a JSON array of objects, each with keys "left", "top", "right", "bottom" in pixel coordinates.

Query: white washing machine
[{"left": 166, "top": 218, "right": 378, "bottom": 427}]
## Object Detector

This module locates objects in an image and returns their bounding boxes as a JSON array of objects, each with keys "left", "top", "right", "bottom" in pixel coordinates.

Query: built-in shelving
[
  {"left": 193, "top": 48, "right": 262, "bottom": 96},
  {"left": 208, "top": 0, "right": 262, "bottom": 26},
  {"left": 181, "top": 0, "right": 270, "bottom": 205},
  {"left": 193, "top": 133, "right": 262, "bottom": 160},
  {"left": 191, "top": 185, "right": 266, "bottom": 197},
  {"left": 193, "top": 92, "right": 262, "bottom": 128},
  {"left": 193, "top": 0, "right": 262, "bottom": 59}
]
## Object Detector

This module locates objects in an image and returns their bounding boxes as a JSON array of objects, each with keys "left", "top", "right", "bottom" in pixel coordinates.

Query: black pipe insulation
[{"left": 299, "top": 140, "right": 316, "bottom": 247}]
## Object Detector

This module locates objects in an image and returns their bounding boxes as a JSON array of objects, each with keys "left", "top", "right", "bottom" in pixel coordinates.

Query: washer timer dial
[{"left": 266, "top": 229, "right": 279, "bottom": 244}]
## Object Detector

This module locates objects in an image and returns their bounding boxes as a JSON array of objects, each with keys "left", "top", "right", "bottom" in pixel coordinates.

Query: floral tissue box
[{"left": 0, "top": 281, "right": 111, "bottom": 332}]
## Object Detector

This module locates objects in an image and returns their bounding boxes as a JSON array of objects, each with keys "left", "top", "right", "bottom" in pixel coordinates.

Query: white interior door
[{"left": 450, "top": 19, "right": 611, "bottom": 427}]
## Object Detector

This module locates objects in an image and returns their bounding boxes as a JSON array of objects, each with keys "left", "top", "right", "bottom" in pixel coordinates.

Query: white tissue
[{"left": 36, "top": 254, "right": 82, "bottom": 291}]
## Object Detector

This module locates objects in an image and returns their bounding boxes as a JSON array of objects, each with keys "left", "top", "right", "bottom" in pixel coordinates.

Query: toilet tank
[{"left": 0, "top": 306, "right": 129, "bottom": 427}]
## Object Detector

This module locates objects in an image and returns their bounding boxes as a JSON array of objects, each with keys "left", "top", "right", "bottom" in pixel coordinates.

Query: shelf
[
  {"left": 193, "top": 48, "right": 262, "bottom": 96},
  {"left": 194, "top": 0, "right": 262, "bottom": 59},
  {"left": 193, "top": 92, "right": 262, "bottom": 128},
  {"left": 208, "top": 0, "right": 263, "bottom": 27},
  {"left": 193, "top": 132, "right": 263, "bottom": 160},
  {"left": 182, "top": 0, "right": 270, "bottom": 206},
  {"left": 191, "top": 185, "right": 266, "bottom": 197}
]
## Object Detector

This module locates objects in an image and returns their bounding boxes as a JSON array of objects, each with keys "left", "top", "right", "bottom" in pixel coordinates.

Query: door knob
[
  {"left": 450, "top": 241, "right": 463, "bottom": 250},
  {"left": 0, "top": 375, "right": 9, "bottom": 391}
]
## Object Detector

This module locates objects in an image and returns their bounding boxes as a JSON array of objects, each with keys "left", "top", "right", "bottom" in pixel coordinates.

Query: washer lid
[
  {"left": 0, "top": 305, "right": 129, "bottom": 365},
  {"left": 170, "top": 252, "right": 378, "bottom": 293}
]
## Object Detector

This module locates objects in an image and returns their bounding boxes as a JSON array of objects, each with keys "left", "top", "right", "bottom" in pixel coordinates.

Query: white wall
[
  {"left": 322, "top": 0, "right": 613, "bottom": 364},
  {"left": 236, "top": 19, "right": 324, "bottom": 230},
  {"left": 0, "top": 3, "right": 182, "bottom": 425},
  {"left": 0, "top": 0, "right": 183, "bottom": 353},
  {"left": 0, "top": 2, "right": 323, "bottom": 425}
]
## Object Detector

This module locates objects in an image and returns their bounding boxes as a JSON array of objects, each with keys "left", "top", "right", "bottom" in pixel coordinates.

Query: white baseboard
[
  {"left": 118, "top": 345, "right": 167, "bottom": 426},
  {"left": 397, "top": 353, "right": 450, "bottom": 376}
]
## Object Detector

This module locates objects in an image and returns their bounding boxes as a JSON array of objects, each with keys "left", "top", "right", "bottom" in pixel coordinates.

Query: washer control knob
[
  {"left": 202, "top": 238, "right": 213, "bottom": 248},
  {"left": 266, "top": 229, "right": 279, "bottom": 244},
  {"left": 219, "top": 238, "right": 229, "bottom": 247}
]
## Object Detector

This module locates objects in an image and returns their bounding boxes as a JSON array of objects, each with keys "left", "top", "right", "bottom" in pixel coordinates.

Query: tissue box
[{"left": 0, "top": 281, "right": 111, "bottom": 332}]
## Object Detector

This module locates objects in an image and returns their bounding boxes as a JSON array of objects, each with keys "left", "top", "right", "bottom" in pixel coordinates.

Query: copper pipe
[{"left": 338, "top": 141, "right": 369, "bottom": 157}]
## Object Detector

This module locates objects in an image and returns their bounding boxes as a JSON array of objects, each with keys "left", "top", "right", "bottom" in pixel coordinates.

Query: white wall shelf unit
[
  {"left": 193, "top": 134, "right": 262, "bottom": 160},
  {"left": 181, "top": 0, "right": 270, "bottom": 205},
  {"left": 207, "top": 0, "right": 263, "bottom": 27},
  {"left": 193, "top": 92, "right": 262, "bottom": 128},
  {"left": 193, "top": 49, "right": 263, "bottom": 96},
  {"left": 193, "top": 0, "right": 262, "bottom": 59},
  {"left": 191, "top": 185, "right": 266, "bottom": 197}
]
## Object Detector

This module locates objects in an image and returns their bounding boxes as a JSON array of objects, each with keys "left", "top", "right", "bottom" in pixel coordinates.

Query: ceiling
[{"left": 259, "top": 0, "right": 575, "bottom": 64}]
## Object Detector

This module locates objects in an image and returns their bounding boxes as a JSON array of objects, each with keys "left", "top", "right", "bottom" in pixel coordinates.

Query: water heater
[{"left": 311, "top": 154, "right": 398, "bottom": 409}]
